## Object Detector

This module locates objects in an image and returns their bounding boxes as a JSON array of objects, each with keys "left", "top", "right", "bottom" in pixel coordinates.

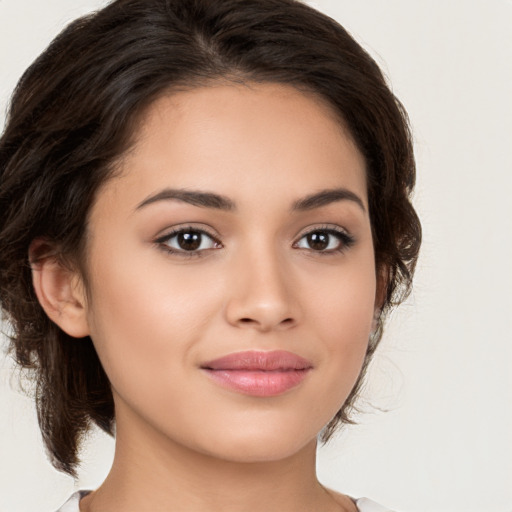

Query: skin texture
[{"left": 33, "top": 83, "right": 378, "bottom": 512}]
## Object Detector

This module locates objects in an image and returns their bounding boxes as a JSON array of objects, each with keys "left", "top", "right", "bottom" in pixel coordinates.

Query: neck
[{"left": 80, "top": 410, "right": 352, "bottom": 512}]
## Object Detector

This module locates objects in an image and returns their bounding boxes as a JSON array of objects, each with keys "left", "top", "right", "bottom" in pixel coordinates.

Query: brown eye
[
  {"left": 295, "top": 228, "right": 355, "bottom": 253},
  {"left": 306, "top": 232, "right": 330, "bottom": 251},
  {"left": 177, "top": 232, "right": 202, "bottom": 251},
  {"left": 158, "top": 228, "right": 220, "bottom": 254}
]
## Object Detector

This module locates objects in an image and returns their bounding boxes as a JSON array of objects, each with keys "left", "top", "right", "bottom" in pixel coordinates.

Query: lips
[{"left": 200, "top": 350, "right": 313, "bottom": 397}]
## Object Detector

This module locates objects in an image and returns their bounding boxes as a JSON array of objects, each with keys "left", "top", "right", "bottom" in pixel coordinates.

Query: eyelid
[
  {"left": 154, "top": 223, "right": 220, "bottom": 242},
  {"left": 294, "top": 223, "right": 352, "bottom": 240}
]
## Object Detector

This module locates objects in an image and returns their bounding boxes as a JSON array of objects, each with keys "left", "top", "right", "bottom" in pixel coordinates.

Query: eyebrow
[
  {"left": 292, "top": 188, "right": 366, "bottom": 213},
  {"left": 135, "top": 187, "right": 365, "bottom": 213},
  {"left": 136, "top": 189, "right": 235, "bottom": 211}
]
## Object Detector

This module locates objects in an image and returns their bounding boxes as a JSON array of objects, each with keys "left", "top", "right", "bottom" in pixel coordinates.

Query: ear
[{"left": 29, "top": 239, "right": 90, "bottom": 338}]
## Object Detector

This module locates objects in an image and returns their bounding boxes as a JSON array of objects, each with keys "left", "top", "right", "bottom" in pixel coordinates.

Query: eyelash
[{"left": 154, "top": 224, "right": 355, "bottom": 258}]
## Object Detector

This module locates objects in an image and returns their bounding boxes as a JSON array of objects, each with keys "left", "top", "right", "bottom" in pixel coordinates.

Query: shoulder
[
  {"left": 355, "top": 497, "right": 396, "bottom": 512},
  {"left": 54, "top": 491, "right": 91, "bottom": 512},
  {"left": 55, "top": 490, "right": 395, "bottom": 512},
  {"left": 324, "top": 487, "right": 395, "bottom": 512}
]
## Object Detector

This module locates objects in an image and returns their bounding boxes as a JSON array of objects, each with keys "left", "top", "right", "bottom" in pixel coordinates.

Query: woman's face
[{"left": 80, "top": 83, "right": 378, "bottom": 463}]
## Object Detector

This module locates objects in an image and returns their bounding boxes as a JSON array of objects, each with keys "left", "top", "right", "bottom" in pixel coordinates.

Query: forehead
[{"left": 98, "top": 83, "right": 368, "bottom": 212}]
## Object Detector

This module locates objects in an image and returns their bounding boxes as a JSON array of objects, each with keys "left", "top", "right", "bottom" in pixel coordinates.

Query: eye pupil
[
  {"left": 178, "top": 232, "right": 202, "bottom": 251},
  {"left": 308, "top": 231, "right": 329, "bottom": 250}
]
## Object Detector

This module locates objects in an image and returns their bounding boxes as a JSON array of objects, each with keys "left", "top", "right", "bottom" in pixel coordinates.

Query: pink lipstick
[{"left": 200, "top": 350, "right": 313, "bottom": 397}]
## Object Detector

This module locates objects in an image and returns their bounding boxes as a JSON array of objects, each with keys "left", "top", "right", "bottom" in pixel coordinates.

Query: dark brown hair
[{"left": 0, "top": 0, "right": 421, "bottom": 476}]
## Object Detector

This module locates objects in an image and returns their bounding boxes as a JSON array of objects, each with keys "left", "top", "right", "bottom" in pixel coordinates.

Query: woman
[{"left": 0, "top": 0, "right": 421, "bottom": 510}]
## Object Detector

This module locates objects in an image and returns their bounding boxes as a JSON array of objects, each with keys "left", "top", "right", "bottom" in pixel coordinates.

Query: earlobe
[{"left": 29, "top": 240, "right": 90, "bottom": 339}]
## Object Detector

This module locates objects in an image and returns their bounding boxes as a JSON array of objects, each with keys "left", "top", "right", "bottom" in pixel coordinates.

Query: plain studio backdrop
[{"left": 1, "top": 1, "right": 511, "bottom": 511}]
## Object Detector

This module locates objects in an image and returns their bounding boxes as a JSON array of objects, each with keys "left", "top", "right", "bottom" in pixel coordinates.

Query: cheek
[
  {"left": 306, "top": 250, "right": 376, "bottom": 339},
  {"left": 304, "top": 257, "right": 376, "bottom": 394},
  {"left": 82, "top": 247, "right": 224, "bottom": 393}
]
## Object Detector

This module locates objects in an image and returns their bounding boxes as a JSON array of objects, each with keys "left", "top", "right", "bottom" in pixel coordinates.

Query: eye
[
  {"left": 294, "top": 228, "right": 355, "bottom": 253},
  {"left": 155, "top": 227, "right": 221, "bottom": 255}
]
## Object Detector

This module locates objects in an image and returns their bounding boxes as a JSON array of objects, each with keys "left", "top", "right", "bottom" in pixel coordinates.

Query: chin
[
  {"left": 190, "top": 419, "right": 320, "bottom": 464},
  {"left": 206, "top": 439, "right": 315, "bottom": 464}
]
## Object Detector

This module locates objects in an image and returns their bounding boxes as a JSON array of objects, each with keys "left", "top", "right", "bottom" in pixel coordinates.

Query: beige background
[{"left": 1, "top": 1, "right": 511, "bottom": 511}]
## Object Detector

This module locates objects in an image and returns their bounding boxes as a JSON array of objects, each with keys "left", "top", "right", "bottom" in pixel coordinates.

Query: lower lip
[{"left": 202, "top": 369, "right": 311, "bottom": 397}]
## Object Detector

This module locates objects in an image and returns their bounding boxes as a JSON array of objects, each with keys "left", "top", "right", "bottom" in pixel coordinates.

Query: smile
[{"left": 200, "top": 350, "right": 313, "bottom": 397}]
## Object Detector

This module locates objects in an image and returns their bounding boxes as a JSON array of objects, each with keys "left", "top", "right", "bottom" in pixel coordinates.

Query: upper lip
[{"left": 200, "top": 350, "right": 313, "bottom": 371}]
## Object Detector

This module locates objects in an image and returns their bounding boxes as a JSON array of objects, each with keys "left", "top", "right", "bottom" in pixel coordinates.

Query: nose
[{"left": 224, "top": 246, "right": 300, "bottom": 332}]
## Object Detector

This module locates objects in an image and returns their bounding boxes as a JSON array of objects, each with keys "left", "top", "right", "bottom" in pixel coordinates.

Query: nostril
[{"left": 237, "top": 317, "right": 295, "bottom": 328}]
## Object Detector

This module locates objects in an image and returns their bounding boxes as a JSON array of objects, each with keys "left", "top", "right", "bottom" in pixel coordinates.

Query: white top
[{"left": 56, "top": 491, "right": 395, "bottom": 511}]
